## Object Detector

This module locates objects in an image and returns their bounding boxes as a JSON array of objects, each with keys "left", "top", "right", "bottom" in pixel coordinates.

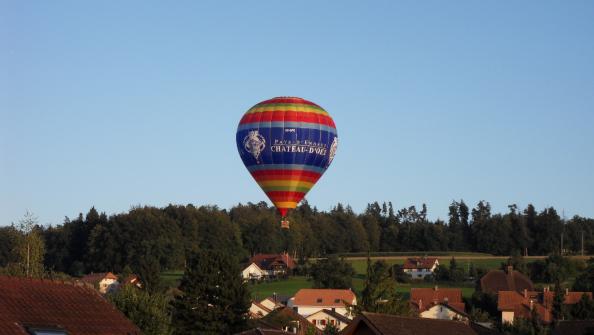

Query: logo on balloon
[
  {"left": 328, "top": 136, "right": 338, "bottom": 166},
  {"left": 243, "top": 130, "right": 266, "bottom": 163}
]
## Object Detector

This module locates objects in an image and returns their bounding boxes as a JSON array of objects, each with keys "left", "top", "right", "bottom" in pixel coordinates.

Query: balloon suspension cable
[{"left": 280, "top": 217, "right": 290, "bottom": 229}]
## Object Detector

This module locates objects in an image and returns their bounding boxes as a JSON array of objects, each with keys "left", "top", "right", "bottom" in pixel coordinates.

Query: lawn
[
  {"left": 162, "top": 255, "right": 546, "bottom": 301},
  {"left": 346, "top": 257, "right": 508, "bottom": 275},
  {"left": 250, "top": 276, "right": 313, "bottom": 300}
]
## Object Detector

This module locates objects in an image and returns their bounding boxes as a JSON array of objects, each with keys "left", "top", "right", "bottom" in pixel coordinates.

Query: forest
[{"left": 1, "top": 200, "right": 593, "bottom": 282}]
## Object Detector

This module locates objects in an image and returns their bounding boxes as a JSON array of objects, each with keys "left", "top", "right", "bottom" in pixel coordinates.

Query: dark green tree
[
  {"left": 109, "top": 285, "right": 173, "bottom": 335},
  {"left": 573, "top": 258, "right": 594, "bottom": 292},
  {"left": 568, "top": 294, "right": 594, "bottom": 320},
  {"left": 359, "top": 258, "right": 411, "bottom": 315},
  {"left": 552, "top": 280, "right": 567, "bottom": 323},
  {"left": 171, "top": 249, "right": 250, "bottom": 335},
  {"left": 310, "top": 256, "right": 355, "bottom": 289},
  {"left": 323, "top": 323, "right": 340, "bottom": 335}
]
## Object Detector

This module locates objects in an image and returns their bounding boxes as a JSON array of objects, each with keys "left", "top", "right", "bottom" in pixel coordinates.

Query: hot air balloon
[{"left": 236, "top": 97, "right": 338, "bottom": 228}]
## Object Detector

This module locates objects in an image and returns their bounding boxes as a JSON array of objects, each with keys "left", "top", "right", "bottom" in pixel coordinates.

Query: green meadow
[{"left": 162, "top": 254, "right": 516, "bottom": 300}]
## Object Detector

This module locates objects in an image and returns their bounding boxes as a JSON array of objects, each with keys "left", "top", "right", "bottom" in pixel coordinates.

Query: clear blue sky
[{"left": 1, "top": 1, "right": 593, "bottom": 226}]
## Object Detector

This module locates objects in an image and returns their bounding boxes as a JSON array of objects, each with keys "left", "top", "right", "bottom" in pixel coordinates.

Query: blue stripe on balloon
[
  {"left": 236, "top": 127, "right": 336, "bottom": 170},
  {"left": 247, "top": 164, "right": 326, "bottom": 174},
  {"left": 237, "top": 122, "right": 337, "bottom": 135}
]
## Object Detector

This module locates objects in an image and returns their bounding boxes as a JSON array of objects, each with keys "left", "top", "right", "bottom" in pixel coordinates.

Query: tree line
[{"left": 1, "top": 200, "right": 593, "bottom": 283}]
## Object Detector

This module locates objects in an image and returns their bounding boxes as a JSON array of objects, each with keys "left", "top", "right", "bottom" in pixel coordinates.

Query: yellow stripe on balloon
[
  {"left": 274, "top": 201, "right": 299, "bottom": 209},
  {"left": 258, "top": 180, "right": 315, "bottom": 189},
  {"left": 246, "top": 104, "right": 328, "bottom": 116}
]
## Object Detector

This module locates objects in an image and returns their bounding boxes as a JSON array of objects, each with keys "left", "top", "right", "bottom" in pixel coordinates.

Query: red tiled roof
[
  {"left": 307, "top": 309, "right": 351, "bottom": 324},
  {"left": 0, "top": 275, "right": 141, "bottom": 335},
  {"left": 263, "top": 307, "right": 322, "bottom": 335},
  {"left": 292, "top": 289, "right": 356, "bottom": 307},
  {"left": 543, "top": 290, "right": 592, "bottom": 306},
  {"left": 341, "top": 312, "right": 491, "bottom": 335},
  {"left": 80, "top": 272, "right": 118, "bottom": 284},
  {"left": 480, "top": 266, "right": 533, "bottom": 294},
  {"left": 235, "top": 329, "right": 293, "bottom": 335},
  {"left": 402, "top": 258, "right": 438, "bottom": 270},
  {"left": 250, "top": 254, "right": 296, "bottom": 270},
  {"left": 410, "top": 287, "right": 465, "bottom": 313},
  {"left": 498, "top": 289, "right": 591, "bottom": 325}
]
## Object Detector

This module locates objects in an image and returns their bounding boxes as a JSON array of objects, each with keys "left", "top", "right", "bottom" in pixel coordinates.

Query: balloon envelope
[{"left": 236, "top": 97, "right": 338, "bottom": 218}]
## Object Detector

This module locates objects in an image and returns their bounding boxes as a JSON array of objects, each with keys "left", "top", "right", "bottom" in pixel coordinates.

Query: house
[
  {"left": 498, "top": 287, "right": 592, "bottom": 324},
  {"left": 340, "top": 312, "right": 498, "bottom": 335},
  {"left": 250, "top": 253, "right": 296, "bottom": 277},
  {"left": 80, "top": 271, "right": 120, "bottom": 294},
  {"left": 305, "top": 309, "right": 351, "bottom": 331},
  {"left": 250, "top": 301, "right": 273, "bottom": 318},
  {"left": 287, "top": 288, "right": 356, "bottom": 318},
  {"left": 480, "top": 265, "right": 533, "bottom": 295},
  {"left": 260, "top": 295, "right": 288, "bottom": 310},
  {"left": 410, "top": 286, "right": 467, "bottom": 321},
  {"left": 402, "top": 257, "right": 439, "bottom": 279},
  {"left": 0, "top": 275, "right": 141, "bottom": 335},
  {"left": 242, "top": 262, "right": 267, "bottom": 281},
  {"left": 261, "top": 307, "right": 322, "bottom": 335}
]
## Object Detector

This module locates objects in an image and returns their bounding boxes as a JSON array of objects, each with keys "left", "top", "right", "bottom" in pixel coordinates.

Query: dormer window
[
  {"left": 316, "top": 298, "right": 323, "bottom": 303},
  {"left": 26, "top": 326, "right": 68, "bottom": 335},
  {"left": 334, "top": 298, "right": 340, "bottom": 303}
]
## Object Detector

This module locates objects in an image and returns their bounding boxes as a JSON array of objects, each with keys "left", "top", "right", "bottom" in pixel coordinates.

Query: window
[
  {"left": 26, "top": 327, "right": 68, "bottom": 335},
  {"left": 316, "top": 298, "right": 323, "bottom": 303},
  {"left": 334, "top": 299, "right": 340, "bottom": 303},
  {"left": 321, "top": 319, "right": 326, "bottom": 326}
]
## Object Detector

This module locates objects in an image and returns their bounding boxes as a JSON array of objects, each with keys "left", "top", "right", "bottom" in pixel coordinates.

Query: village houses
[
  {"left": 410, "top": 286, "right": 468, "bottom": 322},
  {"left": 242, "top": 253, "right": 297, "bottom": 281},
  {"left": 498, "top": 287, "right": 592, "bottom": 324},
  {"left": 287, "top": 288, "right": 356, "bottom": 319},
  {"left": 402, "top": 257, "right": 439, "bottom": 279}
]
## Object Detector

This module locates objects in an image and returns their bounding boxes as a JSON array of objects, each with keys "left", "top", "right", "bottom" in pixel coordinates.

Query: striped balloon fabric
[{"left": 236, "top": 97, "right": 338, "bottom": 225}]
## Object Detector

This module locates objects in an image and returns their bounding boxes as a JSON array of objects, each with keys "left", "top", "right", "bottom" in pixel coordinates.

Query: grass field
[
  {"left": 346, "top": 257, "right": 508, "bottom": 274},
  {"left": 161, "top": 253, "right": 575, "bottom": 300}
]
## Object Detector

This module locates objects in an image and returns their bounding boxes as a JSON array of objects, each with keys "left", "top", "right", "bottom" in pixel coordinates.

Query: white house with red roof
[
  {"left": 242, "top": 262, "right": 267, "bottom": 281},
  {"left": 287, "top": 289, "right": 356, "bottom": 319},
  {"left": 249, "top": 253, "right": 296, "bottom": 277},
  {"left": 410, "top": 286, "right": 466, "bottom": 321},
  {"left": 402, "top": 257, "right": 439, "bottom": 279}
]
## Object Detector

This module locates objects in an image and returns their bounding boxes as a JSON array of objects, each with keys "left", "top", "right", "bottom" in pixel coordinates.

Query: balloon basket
[{"left": 281, "top": 219, "right": 290, "bottom": 229}]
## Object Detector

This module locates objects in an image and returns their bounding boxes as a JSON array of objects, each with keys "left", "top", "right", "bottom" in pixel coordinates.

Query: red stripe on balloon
[
  {"left": 250, "top": 170, "right": 322, "bottom": 179},
  {"left": 266, "top": 191, "right": 306, "bottom": 202},
  {"left": 239, "top": 111, "right": 336, "bottom": 128},
  {"left": 259, "top": 97, "right": 321, "bottom": 107}
]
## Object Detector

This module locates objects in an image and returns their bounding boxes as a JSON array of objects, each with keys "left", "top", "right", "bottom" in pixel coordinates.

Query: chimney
[
  {"left": 529, "top": 299, "right": 534, "bottom": 310},
  {"left": 565, "top": 288, "right": 569, "bottom": 295},
  {"left": 524, "top": 289, "right": 528, "bottom": 298},
  {"left": 419, "top": 299, "right": 423, "bottom": 311},
  {"left": 544, "top": 286, "right": 549, "bottom": 293},
  {"left": 434, "top": 285, "right": 439, "bottom": 291},
  {"left": 507, "top": 265, "right": 513, "bottom": 274}
]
